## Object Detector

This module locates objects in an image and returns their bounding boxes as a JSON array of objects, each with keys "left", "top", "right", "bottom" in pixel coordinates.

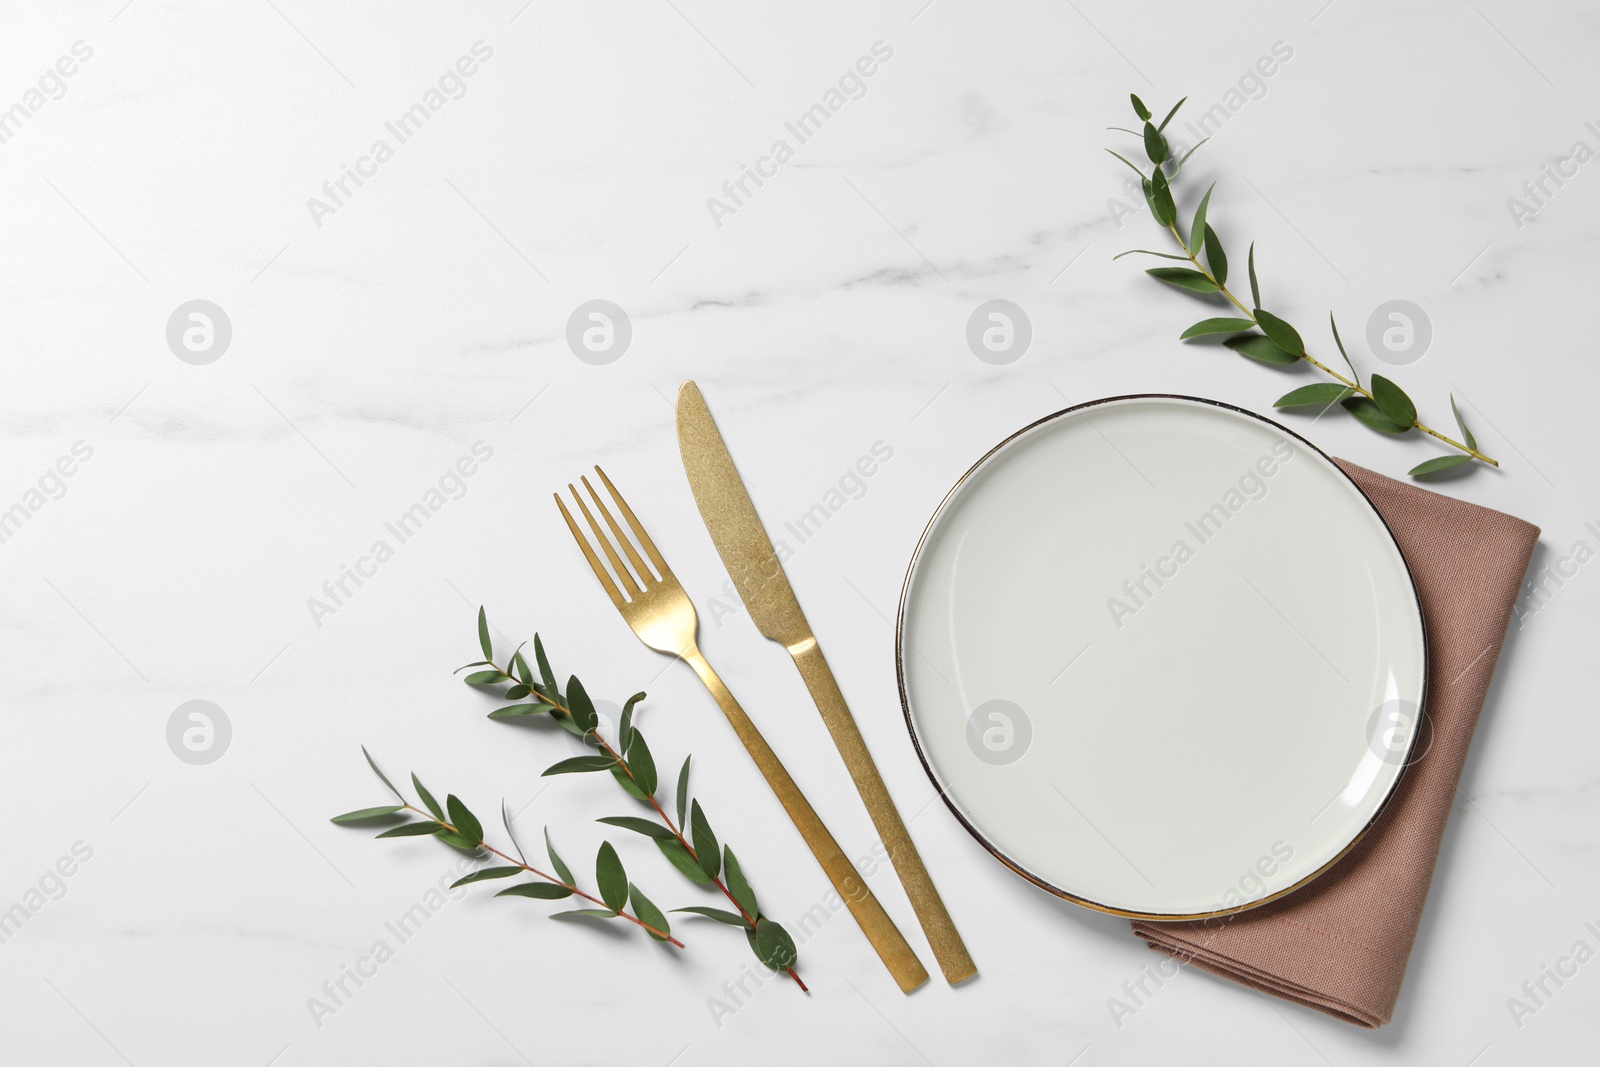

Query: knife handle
[
  {"left": 680, "top": 645, "right": 930, "bottom": 994},
  {"left": 789, "top": 639, "right": 977, "bottom": 984}
]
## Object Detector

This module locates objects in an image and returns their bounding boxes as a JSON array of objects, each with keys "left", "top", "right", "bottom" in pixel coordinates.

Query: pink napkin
[{"left": 1130, "top": 460, "right": 1540, "bottom": 1027}]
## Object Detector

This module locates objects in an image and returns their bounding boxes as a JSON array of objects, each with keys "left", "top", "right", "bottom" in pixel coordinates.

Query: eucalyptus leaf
[
  {"left": 413, "top": 774, "right": 444, "bottom": 821},
  {"left": 1142, "top": 121, "right": 1167, "bottom": 166},
  {"left": 1343, "top": 396, "right": 1410, "bottom": 435},
  {"left": 1452, "top": 395, "right": 1478, "bottom": 451},
  {"left": 503, "top": 802, "right": 528, "bottom": 866},
  {"left": 597, "top": 816, "right": 675, "bottom": 841},
  {"left": 1203, "top": 224, "right": 1227, "bottom": 285},
  {"left": 330, "top": 805, "right": 404, "bottom": 824},
  {"left": 550, "top": 908, "right": 618, "bottom": 922},
  {"left": 672, "top": 906, "right": 749, "bottom": 927},
  {"left": 1253, "top": 310, "right": 1305, "bottom": 357},
  {"left": 596, "top": 842, "right": 627, "bottom": 913},
  {"left": 657, "top": 839, "right": 714, "bottom": 885},
  {"left": 477, "top": 606, "right": 492, "bottom": 661},
  {"left": 1370, "top": 375, "right": 1418, "bottom": 427},
  {"left": 1149, "top": 168, "right": 1177, "bottom": 227},
  {"left": 463, "top": 670, "right": 502, "bottom": 686},
  {"left": 1330, "top": 313, "right": 1361, "bottom": 387},
  {"left": 446, "top": 795, "right": 483, "bottom": 845},
  {"left": 566, "top": 676, "right": 599, "bottom": 732},
  {"left": 1157, "top": 96, "right": 1186, "bottom": 132},
  {"left": 628, "top": 732, "right": 658, "bottom": 799},
  {"left": 1180, "top": 317, "right": 1255, "bottom": 340},
  {"left": 534, "top": 635, "right": 557, "bottom": 695},
  {"left": 1226, "top": 335, "right": 1300, "bottom": 366},
  {"left": 1409, "top": 454, "right": 1474, "bottom": 477},
  {"left": 512, "top": 650, "right": 533, "bottom": 687},
  {"left": 1175, "top": 138, "right": 1208, "bottom": 169},
  {"left": 1131, "top": 93, "right": 1151, "bottom": 121},
  {"left": 1247, "top": 242, "right": 1260, "bottom": 309},
  {"left": 1189, "top": 182, "right": 1214, "bottom": 255},
  {"left": 543, "top": 755, "right": 614, "bottom": 776},
  {"left": 1106, "top": 149, "right": 1147, "bottom": 180},
  {"left": 1112, "top": 248, "right": 1191, "bottom": 261},
  {"left": 1145, "top": 267, "right": 1218, "bottom": 294},
  {"left": 362, "top": 746, "right": 402, "bottom": 801},
  {"left": 436, "top": 829, "right": 478, "bottom": 851},
  {"left": 376, "top": 823, "right": 444, "bottom": 838},
  {"left": 488, "top": 703, "right": 554, "bottom": 720},
  {"left": 611, "top": 763, "right": 649, "bottom": 800},
  {"left": 675, "top": 756, "right": 691, "bottom": 828},
  {"left": 690, "top": 801, "right": 720, "bottom": 881},
  {"left": 1275, "top": 383, "right": 1354, "bottom": 408},
  {"left": 504, "top": 684, "right": 532, "bottom": 701},
  {"left": 451, "top": 866, "right": 523, "bottom": 888},
  {"left": 722, "top": 847, "right": 758, "bottom": 918},
  {"left": 545, "top": 828, "right": 575, "bottom": 886},
  {"left": 628, "top": 883, "right": 671, "bottom": 941},
  {"left": 621, "top": 692, "right": 646, "bottom": 751},
  {"left": 752, "top": 918, "right": 798, "bottom": 971},
  {"left": 496, "top": 881, "right": 574, "bottom": 900}
]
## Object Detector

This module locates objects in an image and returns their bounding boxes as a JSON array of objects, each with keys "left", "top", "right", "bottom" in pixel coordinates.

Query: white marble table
[{"left": 2, "top": 1, "right": 1595, "bottom": 1064}]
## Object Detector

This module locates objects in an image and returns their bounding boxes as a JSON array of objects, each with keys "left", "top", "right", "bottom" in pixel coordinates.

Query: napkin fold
[{"left": 1130, "top": 459, "right": 1539, "bottom": 1028}]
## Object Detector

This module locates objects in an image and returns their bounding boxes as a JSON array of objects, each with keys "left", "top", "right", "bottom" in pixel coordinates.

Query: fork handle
[
  {"left": 789, "top": 639, "right": 977, "bottom": 984},
  {"left": 682, "top": 646, "right": 930, "bottom": 994}
]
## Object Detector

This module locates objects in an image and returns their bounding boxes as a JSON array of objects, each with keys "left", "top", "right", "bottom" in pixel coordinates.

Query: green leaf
[
  {"left": 463, "top": 670, "right": 502, "bottom": 686},
  {"left": 675, "top": 756, "right": 691, "bottom": 828},
  {"left": 362, "top": 746, "right": 402, "bottom": 801},
  {"left": 1131, "top": 93, "right": 1151, "bottom": 121},
  {"left": 1409, "top": 454, "right": 1474, "bottom": 477},
  {"left": 503, "top": 684, "right": 531, "bottom": 701},
  {"left": 597, "top": 816, "right": 675, "bottom": 841},
  {"left": 657, "top": 839, "right": 714, "bottom": 884},
  {"left": 1149, "top": 168, "right": 1177, "bottom": 227},
  {"left": 1157, "top": 96, "right": 1186, "bottom": 132},
  {"left": 673, "top": 906, "right": 749, "bottom": 927},
  {"left": 1370, "top": 374, "right": 1418, "bottom": 427},
  {"left": 1180, "top": 317, "right": 1255, "bottom": 340},
  {"left": 545, "top": 828, "right": 574, "bottom": 885},
  {"left": 534, "top": 635, "right": 557, "bottom": 695},
  {"left": 690, "top": 801, "right": 720, "bottom": 880},
  {"left": 502, "top": 802, "right": 528, "bottom": 865},
  {"left": 1330, "top": 313, "right": 1360, "bottom": 387},
  {"left": 477, "top": 606, "right": 492, "bottom": 661},
  {"left": 566, "top": 676, "right": 599, "bottom": 732},
  {"left": 1175, "top": 138, "right": 1208, "bottom": 169},
  {"left": 550, "top": 908, "right": 617, "bottom": 922},
  {"left": 436, "top": 829, "right": 478, "bottom": 851},
  {"left": 1451, "top": 395, "right": 1478, "bottom": 451},
  {"left": 1343, "top": 396, "right": 1410, "bottom": 434},
  {"left": 1188, "top": 182, "right": 1214, "bottom": 255},
  {"left": 376, "top": 822, "right": 444, "bottom": 838},
  {"left": 620, "top": 692, "right": 646, "bottom": 751},
  {"left": 496, "top": 881, "right": 574, "bottom": 900},
  {"left": 751, "top": 918, "right": 798, "bottom": 972},
  {"left": 722, "top": 847, "right": 758, "bottom": 918},
  {"left": 1142, "top": 121, "right": 1167, "bottom": 166},
  {"left": 330, "top": 805, "right": 404, "bottom": 824},
  {"left": 1203, "top": 224, "right": 1228, "bottom": 286},
  {"left": 1247, "top": 242, "right": 1260, "bottom": 309},
  {"left": 543, "top": 755, "right": 614, "bottom": 776},
  {"left": 446, "top": 795, "right": 483, "bottom": 845},
  {"left": 512, "top": 650, "right": 533, "bottom": 687},
  {"left": 1145, "top": 267, "right": 1219, "bottom": 294},
  {"left": 1112, "top": 248, "right": 1191, "bottom": 261},
  {"left": 611, "top": 763, "right": 649, "bottom": 800},
  {"left": 1253, "top": 310, "right": 1305, "bottom": 357},
  {"left": 1275, "top": 383, "right": 1355, "bottom": 408},
  {"left": 412, "top": 774, "right": 444, "bottom": 822},
  {"left": 1106, "top": 149, "right": 1147, "bottom": 180},
  {"left": 596, "top": 842, "right": 627, "bottom": 913},
  {"left": 488, "top": 703, "right": 554, "bottom": 720},
  {"left": 451, "top": 866, "right": 523, "bottom": 888},
  {"left": 1227, "top": 335, "right": 1300, "bottom": 366},
  {"left": 628, "top": 732, "right": 658, "bottom": 799},
  {"left": 629, "top": 883, "right": 672, "bottom": 941},
  {"left": 453, "top": 660, "right": 491, "bottom": 674}
]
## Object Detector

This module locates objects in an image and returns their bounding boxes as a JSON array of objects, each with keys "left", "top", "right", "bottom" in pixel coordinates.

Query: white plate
[{"left": 896, "top": 396, "right": 1427, "bottom": 919}]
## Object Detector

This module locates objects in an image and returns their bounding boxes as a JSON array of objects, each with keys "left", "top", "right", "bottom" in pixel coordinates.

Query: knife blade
[{"left": 675, "top": 380, "right": 977, "bottom": 985}]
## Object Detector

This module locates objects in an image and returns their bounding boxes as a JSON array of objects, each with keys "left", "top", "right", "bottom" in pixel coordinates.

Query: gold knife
[{"left": 675, "top": 381, "right": 977, "bottom": 985}]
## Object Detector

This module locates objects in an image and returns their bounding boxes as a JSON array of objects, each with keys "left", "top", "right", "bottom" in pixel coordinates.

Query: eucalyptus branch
[
  {"left": 1111, "top": 93, "right": 1499, "bottom": 479},
  {"left": 332, "top": 748, "right": 682, "bottom": 946},
  {"left": 458, "top": 608, "right": 805, "bottom": 989}
]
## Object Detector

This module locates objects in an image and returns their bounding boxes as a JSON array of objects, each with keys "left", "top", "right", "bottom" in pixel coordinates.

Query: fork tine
[
  {"left": 554, "top": 493, "right": 627, "bottom": 610},
  {"left": 595, "top": 466, "right": 670, "bottom": 577},
  {"left": 570, "top": 482, "right": 643, "bottom": 597},
  {"left": 582, "top": 474, "right": 654, "bottom": 585}
]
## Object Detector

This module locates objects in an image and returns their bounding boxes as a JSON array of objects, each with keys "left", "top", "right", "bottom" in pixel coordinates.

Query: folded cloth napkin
[{"left": 1130, "top": 459, "right": 1540, "bottom": 1028}]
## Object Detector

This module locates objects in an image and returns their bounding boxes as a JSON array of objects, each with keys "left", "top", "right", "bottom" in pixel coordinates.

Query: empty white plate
[{"left": 896, "top": 396, "right": 1426, "bottom": 919}]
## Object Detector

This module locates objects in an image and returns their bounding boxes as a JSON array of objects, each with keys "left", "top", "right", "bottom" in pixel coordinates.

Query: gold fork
[{"left": 556, "top": 467, "right": 930, "bottom": 994}]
